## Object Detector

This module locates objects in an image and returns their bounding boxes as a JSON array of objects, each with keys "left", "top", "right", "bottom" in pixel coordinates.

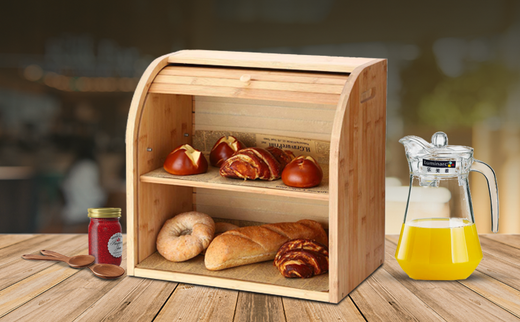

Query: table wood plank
[
  {"left": 0, "top": 234, "right": 35, "bottom": 250},
  {"left": 483, "top": 234, "right": 520, "bottom": 249},
  {"left": 153, "top": 284, "right": 238, "bottom": 322},
  {"left": 384, "top": 237, "right": 519, "bottom": 321},
  {"left": 459, "top": 271, "right": 520, "bottom": 319},
  {"left": 2, "top": 240, "right": 127, "bottom": 322},
  {"left": 233, "top": 292, "right": 285, "bottom": 322},
  {"left": 283, "top": 296, "right": 364, "bottom": 321},
  {"left": 74, "top": 277, "right": 177, "bottom": 322},
  {"left": 0, "top": 235, "right": 86, "bottom": 291},
  {"left": 350, "top": 267, "right": 444, "bottom": 321}
]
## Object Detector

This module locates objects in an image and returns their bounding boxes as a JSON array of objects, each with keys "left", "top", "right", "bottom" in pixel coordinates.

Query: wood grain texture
[
  {"left": 154, "top": 284, "right": 238, "bottom": 322},
  {"left": 168, "top": 50, "right": 376, "bottom": 73},
  {"left": 283, "top": 296, "right": 365, "bottom": 321},
  {"left": 135, "top": 93, "right": 194, "bottom": 265},
  {"left": 0, "top": 234, "right": 85, "bottom": 291},
  {"left": 74, "top": 277, "right": 177, "bottom": 322},
  {"left": 3, "top": 238, "right": 127, "bottom": 322},
  {"left": 0, "top": 235, "right": 88, "bottom": 317},
  {"left": 126, "top": 54, "right": 171, "bottom": 276},
  {"left": 149, "top": 83, "right": 341, "bottom": 105},
  {"left": 350, "top": 267, "right": 444, "bottom": 321},
  {"left": 3, "top": 234, "right": 520, "bottom": 321},
  {"left": 234, "top": 293, "right": 285, "bottom": 322},
  {"left": 328, "top": 59, "right": 387, "bottom": 303},
  {"left": 384, "top": 237, "right": 519, "bottom": 321},
  {"left": 0, "top": 234, "right": 35, "bottom": 250},
  {"left": 484, "top": 234, "right": 520, "bottom": 249},
  {"left": 141, "top": 167, "right": 329, "bottom": 201},
  {"left": 136, "top": 252, "right": 328, "bottom": 294},
  {"left": 160, "top": 65, "right": 348, "bottom": 84},
  {"left": 194, "top": 189, "right": 329, "bottom": 228}
]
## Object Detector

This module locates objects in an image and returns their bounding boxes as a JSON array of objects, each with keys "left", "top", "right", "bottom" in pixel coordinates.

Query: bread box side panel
[
  {"left": 329, "top": 59, "right": 387, "bottom": 303},
  {"left": 135, "top": 93, "right": 194, "bottom": 264}
]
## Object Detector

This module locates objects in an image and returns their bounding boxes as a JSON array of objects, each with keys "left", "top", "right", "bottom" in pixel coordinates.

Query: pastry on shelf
[
  {"left": 204, "top": 219, "right": 327, "bottom": 270},
  {"left": 219, "top": 147, "right": 294, "bottom": 181},
  {"left": 282, "top": 156, "right": 323, "bottom": 188},
  {"left": 274, "top": 239, "right": 329, "bottom": 278},
  {"left": 210, "top": 136, "right": 246, "bottom": 167},
  {"left": 163, "top": 144, "right": 208, "bottom": 175}
]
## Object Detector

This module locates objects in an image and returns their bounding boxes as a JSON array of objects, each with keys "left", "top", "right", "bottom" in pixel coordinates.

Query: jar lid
[{"left": 88, "top": 208, "right": 121, "bottom": 218}]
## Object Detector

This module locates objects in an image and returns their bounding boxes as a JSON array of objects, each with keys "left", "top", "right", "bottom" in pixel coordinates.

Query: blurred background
[{"left": 1, "top": 0, "right": 519, "bottom": 234}]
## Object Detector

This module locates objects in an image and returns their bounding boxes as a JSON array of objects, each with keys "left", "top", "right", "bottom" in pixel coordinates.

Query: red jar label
[{"left": 108, "top": 233, "right": 123, "bottom": 258}]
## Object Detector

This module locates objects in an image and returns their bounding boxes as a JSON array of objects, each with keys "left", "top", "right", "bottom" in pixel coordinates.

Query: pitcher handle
[{"left": 470, "top": 160, "right": 499, "bottom": 233}]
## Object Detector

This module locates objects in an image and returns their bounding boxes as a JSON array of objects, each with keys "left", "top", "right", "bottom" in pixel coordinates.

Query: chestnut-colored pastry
[
  {"left": 282, "top": 156, "right": 323, "bottom": 188},
  {"left": 220, "top": 147, "right": 284, "bottom": 181},
  {"left": 205, "top": 220, "right": 328, "bottom": 271},
  {"left": 210, "top": 136, "right": 246, "bottom": 167},
  {"left": 163, "top": 144, "right": 208, "bottom": 175},
  {"left": 274, "top": 239, "right": 329, "bottom": 278},
  {"left": 265, "top": 147, "right": 295, "bottom": 168}
]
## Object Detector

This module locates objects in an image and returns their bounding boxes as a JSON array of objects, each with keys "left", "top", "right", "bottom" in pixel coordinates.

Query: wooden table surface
[{"left": 1, "top": 234, "right": 520, "bottom": 321}]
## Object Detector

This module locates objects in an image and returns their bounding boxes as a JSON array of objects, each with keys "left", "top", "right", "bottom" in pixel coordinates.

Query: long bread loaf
[{"left": 204, "top": 219, "right": 327, "bottom": 271}]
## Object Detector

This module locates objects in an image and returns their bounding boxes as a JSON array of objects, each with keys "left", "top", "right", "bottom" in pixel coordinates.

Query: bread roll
[{"left": 204, "top": 219, "right": 327, "bottom": 270}]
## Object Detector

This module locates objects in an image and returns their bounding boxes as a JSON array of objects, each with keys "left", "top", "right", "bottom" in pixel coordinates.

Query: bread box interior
[{"left": 126, "top": 50, "right": 387, "bottom": 303}]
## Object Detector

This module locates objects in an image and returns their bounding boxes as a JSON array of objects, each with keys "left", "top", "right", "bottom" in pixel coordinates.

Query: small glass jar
[{"left": 88, "top": 208, "right": 123, "bottom": 266}]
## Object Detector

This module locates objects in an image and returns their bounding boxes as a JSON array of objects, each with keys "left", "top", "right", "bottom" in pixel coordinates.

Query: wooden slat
[
  {"left": 135, "top": 93, "right": 194, "bottom": 265},
  {"left": 161, "top": 66, "right": 349, "bottom": 84},
  {"left": 194, "top": 189, "right": 329, "bottom": 228},
  {"left": 136, "top": 252, "right": 328, "bottom": 294},
  {"left": 154, "top": 75, "right": 345, "bottom": 95},
  {"left": 328, "top": 60, "right": 386, "bottom": 303},
  {"left": 168, "top": 50, "right": 377, "bottom": 73},
  {"left": 194, "top": 114, "right": 332, "bottom": 137},
  {"left": 484, "top": 234, "right": 520, "bottom": 249},
  {"left": 2, "top": 239, "right": 127, "bottom": 322},
  {"left": 283, "top": 296, "right": 365, "bottom": 321},
  {"left": 0, "top": 235, "right": 85, "bottom": 291},
  {"left": 154, "top": 284, "right": 238, "bottom": 322},
  {"left": 135, "top": 266, "right": 328, "bottom": 302},
  {"left": 193, "top": 124, "right": 332, "bottom": 142},
  {"left": 384, "top": 237, "right": 519, "bottom": 321},
  {"left": 0, "top": 234, "right": 35, "bottom": 250},
  {"left": 141, "top": 167, "right": 329, "bottom": 201},
  {"left": 233, "top": 292, "right": 285, "bottom": 322},
  {"left": 350, "top": 267, "right": 444, "bottom": 321},
  {"left": 148, "top": 83, "right": 341, "bottom": 105},
  {"left": 126, "top": 54, "right": 171, "bottom": 276},
  {"left": 0, "top": 246, "right": 90, "bottom": 317},
  {"left": 74, "top": 277, "right": 177, "bottom": 322},
  {"left": 459, "top": 271, "right": 520, "bottom": 319}
]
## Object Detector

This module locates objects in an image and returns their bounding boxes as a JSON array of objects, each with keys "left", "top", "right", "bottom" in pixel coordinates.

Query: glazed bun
[
  {"left": 210, "top": 136, "right": 246, "bottom": 167},
  {"left": 164, "top": 144, "right": 208, "bottom": 175},
  {"left": 282, "top": 156, "right": 323, "bottom": 188}
]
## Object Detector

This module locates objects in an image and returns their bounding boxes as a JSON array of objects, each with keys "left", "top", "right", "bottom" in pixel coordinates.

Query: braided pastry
[
  {"left": 219, "top": 147, "right": 294, "bottom": 181},
  {"left": 274, "top": 239, "right": 329, "bottom": 278}
]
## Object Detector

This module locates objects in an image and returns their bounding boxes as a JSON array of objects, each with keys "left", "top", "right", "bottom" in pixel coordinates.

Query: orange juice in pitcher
[
  {"left": 396, "top": 218, "right": 482, "bottom": 280},
  {"left": 396, "top": 132, "right": 498, "bottom": 280}
]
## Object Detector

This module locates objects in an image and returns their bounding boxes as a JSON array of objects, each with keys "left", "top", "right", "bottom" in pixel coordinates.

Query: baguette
[{"left": 204, "top": 219, "right": 327, "bottom": 271}]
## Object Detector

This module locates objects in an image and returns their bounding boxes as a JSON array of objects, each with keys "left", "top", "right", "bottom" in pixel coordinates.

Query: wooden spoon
[
  {"left": 41, "top": 250, "right": 125, "bottom": 279},
  {"left": 87, "top": 264, "right": 125, "bottom": 279},
  {"left": 22, "top": 252, "right": 95, "bottom": 268}
]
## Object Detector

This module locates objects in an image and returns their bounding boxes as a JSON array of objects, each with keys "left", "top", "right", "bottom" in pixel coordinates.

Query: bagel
[{"left": 156, "top": 211, "right": 215, "bottom": 262}]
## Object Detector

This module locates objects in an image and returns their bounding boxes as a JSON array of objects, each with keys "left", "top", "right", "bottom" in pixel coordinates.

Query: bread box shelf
[
  {"left": 126, "top": 50, "right": 387, "bottom": 303},
  {"left": 140, "top": 167, "right": 329, "bottom": 201}
]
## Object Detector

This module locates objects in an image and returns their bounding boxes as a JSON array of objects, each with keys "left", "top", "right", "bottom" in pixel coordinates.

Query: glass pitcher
[{"left": 395, "top": 131, "right": 499, "bottom": 280}]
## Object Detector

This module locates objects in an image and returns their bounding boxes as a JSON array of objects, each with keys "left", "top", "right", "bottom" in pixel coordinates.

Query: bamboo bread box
[{"left": 126, "top": 50, "right": 387, "bottom": 303}]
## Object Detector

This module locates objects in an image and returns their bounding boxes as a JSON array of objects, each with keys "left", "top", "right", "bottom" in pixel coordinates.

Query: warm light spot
[{"left": 24, "top": 64, "right": 44, "bottom": 81}]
